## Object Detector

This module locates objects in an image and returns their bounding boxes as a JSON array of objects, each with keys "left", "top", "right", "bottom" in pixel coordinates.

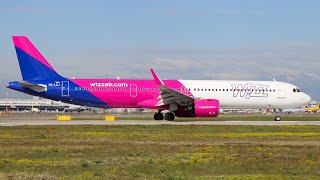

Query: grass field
[{"left": 0, "top": 125, "right": 320, "bottom": 179}]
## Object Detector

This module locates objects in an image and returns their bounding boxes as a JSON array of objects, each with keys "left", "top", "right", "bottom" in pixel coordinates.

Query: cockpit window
[{"left": 293, "top": 88, "right": 301, "bottom": 93}]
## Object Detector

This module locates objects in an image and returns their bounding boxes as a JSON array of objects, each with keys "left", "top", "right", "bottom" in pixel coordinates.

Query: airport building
[
  {"left": 0, "top": 97, "right": 74, "bottom": 112},
  {"left": 0, "top": 97, "right": 149, "bottom": 113}
]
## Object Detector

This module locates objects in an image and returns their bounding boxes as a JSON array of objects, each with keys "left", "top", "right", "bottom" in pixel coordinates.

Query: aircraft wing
[
  {"left": 18, "top": 81, "right": 47, "bottom": 92},
  {"left": 150, "top": 69, "right": 194, "bottom": 106}
]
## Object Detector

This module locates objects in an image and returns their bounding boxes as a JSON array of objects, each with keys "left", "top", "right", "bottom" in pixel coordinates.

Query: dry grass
[{"left": 0, "top": 125, "right": 320, "bottom": 179}]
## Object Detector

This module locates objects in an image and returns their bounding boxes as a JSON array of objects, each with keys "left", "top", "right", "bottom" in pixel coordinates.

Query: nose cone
[{"left": 302, "top": 93, "right": 312, "bottom": 106}]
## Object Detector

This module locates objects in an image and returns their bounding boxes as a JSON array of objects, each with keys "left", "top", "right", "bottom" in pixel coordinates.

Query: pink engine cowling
[
  {"left": 174, "top": 99, "right": 220, "bottom": 117},
  {"left": 194, "top": 99, "right": 220, "bottom": 117}
]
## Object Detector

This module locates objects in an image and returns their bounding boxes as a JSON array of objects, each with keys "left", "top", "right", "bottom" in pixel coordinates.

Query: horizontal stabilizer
[{"left": 18, "top": 81, "right": 47, "bottom": 92}]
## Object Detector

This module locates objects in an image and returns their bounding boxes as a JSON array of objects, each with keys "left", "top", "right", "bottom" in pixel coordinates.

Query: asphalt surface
[
  {"left": 1, "top": 119, "right": 320, "bottom": 126},
  {"left": 1, "top": 113, "right": 320, "bottom": 126}
]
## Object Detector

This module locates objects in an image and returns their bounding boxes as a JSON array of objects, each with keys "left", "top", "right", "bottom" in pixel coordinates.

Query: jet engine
[{"left": 174, "top": 99, "right": 220, "bottom": 117}]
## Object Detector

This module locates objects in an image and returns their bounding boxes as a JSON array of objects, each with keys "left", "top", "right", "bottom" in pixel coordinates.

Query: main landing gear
[
  {"left": 154, "top": 112, "right": 163, "bottom": 120},
  {"left": 164, "top": 112, "right": 175, "bottom": 121},
  {"left": 154, "top": 110, "right": 175, "bottom": 121}
]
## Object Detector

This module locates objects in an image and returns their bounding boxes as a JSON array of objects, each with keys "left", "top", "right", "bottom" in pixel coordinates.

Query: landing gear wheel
[
  {"left": 164, "top": 112, "right": 175, "bottom": 121},
  {"left": 154, "top": 113, "right": 164, "bottom": 120},
  {"left": 274, "top": 115, "right": 281, "bottom": 121}
]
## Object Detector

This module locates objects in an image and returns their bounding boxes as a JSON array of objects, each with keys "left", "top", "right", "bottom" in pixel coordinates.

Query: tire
[
  {"left": 274, "top": 116, "right": 281, "bottom": 121},
  {"left": 154, "top": 113, "right": 163, "bottom": 120},
  {"left": 164, "top": 112, "right": 175, "bottom": 121}
]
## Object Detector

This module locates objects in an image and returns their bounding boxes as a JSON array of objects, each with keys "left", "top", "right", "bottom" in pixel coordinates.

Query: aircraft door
[
  {"left": 277, "top": 84, "right": 286, "bottom": 99},
  {"left": 130, "top": 84, "right": 137, "bottom": 97},
  {"left": 181, "top": 86, "right": 186, "bottom": 94},
  {"left": 61, "top": 81, "right": 70, "bottom": 96}
]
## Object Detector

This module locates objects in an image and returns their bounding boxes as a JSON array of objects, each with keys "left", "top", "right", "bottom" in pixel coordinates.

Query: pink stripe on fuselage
[
  {"left": 70, "top": 79, "right": 193, "bottom": 108},
  {"left": 13, "top": 36, "right": 54, "bottom": 70}
]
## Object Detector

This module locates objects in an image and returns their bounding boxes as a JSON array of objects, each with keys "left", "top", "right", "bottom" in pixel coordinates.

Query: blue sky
[{"left": 1, "top": 0, "right": 320, "bottom": 99}]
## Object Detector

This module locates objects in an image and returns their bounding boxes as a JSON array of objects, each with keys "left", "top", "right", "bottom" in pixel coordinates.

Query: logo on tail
[{"left": 13, "top": 36, "right": 63, "bottom": 80}]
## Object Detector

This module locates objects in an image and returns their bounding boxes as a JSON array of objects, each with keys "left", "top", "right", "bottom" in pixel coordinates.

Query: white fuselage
[{"left": 180, "top": 80, "right": 311, "bottom": 109}]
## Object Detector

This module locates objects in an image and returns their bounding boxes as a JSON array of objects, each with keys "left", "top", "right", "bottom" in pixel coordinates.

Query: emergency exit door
[{"left": 61, "top": 81, "right": 70, "bottom": 96}]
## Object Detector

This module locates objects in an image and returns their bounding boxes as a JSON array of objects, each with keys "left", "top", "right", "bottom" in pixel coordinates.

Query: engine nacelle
[
  {"left": 174, "top": 99, "right": 220, "bottom": 117},
  {"left": 194, "top": 99, "right": 220, "bottom": 117}
]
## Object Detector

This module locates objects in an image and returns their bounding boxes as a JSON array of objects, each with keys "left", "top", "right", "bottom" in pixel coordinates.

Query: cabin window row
[
  {"left": 74, "top": 87, "right": 276, "bottom": 93},
  {"left": 75, "top": 87, "right": 128, "bottom": 91},
  {"left": 192, "top": 88, "right": 276, "bottom": 92}
]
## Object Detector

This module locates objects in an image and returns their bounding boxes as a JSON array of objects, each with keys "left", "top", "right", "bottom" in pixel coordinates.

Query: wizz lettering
[{"left": 231, "top": 83, "right": 269, "bottom": 99}]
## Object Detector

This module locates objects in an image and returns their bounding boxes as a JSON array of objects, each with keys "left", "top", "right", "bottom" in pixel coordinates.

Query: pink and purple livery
[{"left": 7, "top": 36, "right": 311, "bottom": 121}]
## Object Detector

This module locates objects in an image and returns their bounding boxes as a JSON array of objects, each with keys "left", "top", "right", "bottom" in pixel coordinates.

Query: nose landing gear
[
  {"left": 274, "top": 109, "right": 281, "bottom": 121},
  {"left": 274, "top": 115, "right": 281, "bottom": 121}
]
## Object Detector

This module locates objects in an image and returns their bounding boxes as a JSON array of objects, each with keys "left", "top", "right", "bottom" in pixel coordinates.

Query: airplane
[
  {"left": 7, "top": 36, "right": 311, "bottom": 121},
  {"left": 305, "top": 102, "right": 320, "bottom": 113}
]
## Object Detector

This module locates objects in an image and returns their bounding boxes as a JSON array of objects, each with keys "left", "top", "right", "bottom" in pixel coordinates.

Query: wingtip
[{"left": 150, "top": 68, "right": 164, "bottom": 86}]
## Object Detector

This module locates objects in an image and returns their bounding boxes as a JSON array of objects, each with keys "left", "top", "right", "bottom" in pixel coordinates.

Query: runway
[{"left": 1, "top": 119, "right": 320, "bottom": 126}]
